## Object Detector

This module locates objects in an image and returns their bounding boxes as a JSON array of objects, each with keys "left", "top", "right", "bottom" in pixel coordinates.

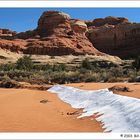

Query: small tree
[{"left": 16, "top": 55, "right": 33, "bottom": 71}]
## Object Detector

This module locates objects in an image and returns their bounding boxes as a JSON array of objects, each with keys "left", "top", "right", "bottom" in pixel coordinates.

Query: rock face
[
  {"left": 0, "top": 28, "right": 16, "bottom": 36},
  {"left": 1, "top": 11, "right": 140, "bottom": 58},
  {"left": 37, "top": 11, "right": 71, "bottom": 37},
  {"left": 24, "top": 11, "right": 103, "bottom": 56},
  {"left": 16, "top": 30, "right": 37, "bottom": 40},
  {"left": 86, "top": 16, "right": 129, "bottom": 27},
  {"left": 86, "top": 17, "right": 140, "bottom": 58},
  {"left": 0, "top": 11, "right": 103, "bottom": 56},
  {"left": 0, "top": 39, "right": 26, "bottom": 53},
  {"left": 0, "top": 28, "right": 16, "bottom": 39}
]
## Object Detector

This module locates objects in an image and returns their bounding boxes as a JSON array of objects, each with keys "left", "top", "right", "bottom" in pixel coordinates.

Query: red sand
[
  {"left": 0, "top": 88, "right": 102, "bottom": 132},
  {"left": 0, "top": 82, "right": 139, "bottom": 132}
]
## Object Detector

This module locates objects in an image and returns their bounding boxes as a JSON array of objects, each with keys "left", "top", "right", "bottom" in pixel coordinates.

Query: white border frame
[
  {"left": 0, "top": 2, "right": 140, "bottom": 139},
  {"left": 0, "top": 1, "right": 139, "bottom": 7},
  {"left": 0, "top": 133, "right": 140, "bottom": 139}
]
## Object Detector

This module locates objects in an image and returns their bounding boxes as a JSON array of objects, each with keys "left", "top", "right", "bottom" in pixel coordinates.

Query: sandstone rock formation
[
  {"left": 86, "top": 16, "right": 129, "bottom": 27},
  {"left": 0, "top": 28, "right": 16, "bottom": 39},
  {"left": 0, "top": 39, "right": 26, "bottom": 52},
  {"left": 86, "top": 17, "right": 140, "bottom": 58},
  {"left": 0, "top": 28, "right": 16, "bottom": 36},
  {"left": 1, "top": 11, "right": 140, "bottom": 58},
  {"left": 37, "top": 10, "right": 71, "bottom": 37},
  {"left": 23, "top": 11, "right": 103, "bottom": 56},
  {"left": 0, "top": 11, "right": 103, "bottom": 56},
  {"left": 16, "top": 30, "right": 37, "bottom": 40}
]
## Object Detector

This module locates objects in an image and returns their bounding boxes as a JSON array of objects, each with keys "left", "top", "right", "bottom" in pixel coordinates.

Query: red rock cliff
[
  {"left": 86, "top": 16, "right": 140, "bottom": 58},
  {"left": 23, "top": 11, "right": 103, "bottom": 56}
]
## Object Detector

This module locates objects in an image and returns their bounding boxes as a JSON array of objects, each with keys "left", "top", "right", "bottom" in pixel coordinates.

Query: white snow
[{"left": 48, "top": 85, "right": 140, "bottom": 132}]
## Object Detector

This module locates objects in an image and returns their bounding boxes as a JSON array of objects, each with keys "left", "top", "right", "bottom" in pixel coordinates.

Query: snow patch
[{"left": 48, "top": 85, "right": 140, "bottom": 132}]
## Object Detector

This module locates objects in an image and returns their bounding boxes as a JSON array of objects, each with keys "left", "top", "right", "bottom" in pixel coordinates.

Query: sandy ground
[
  {"left": 0, "top": 88, "right": 102, "bottom": 132},
  {"left": 0, "top": 82, "right": 139, "bottom": 132}
]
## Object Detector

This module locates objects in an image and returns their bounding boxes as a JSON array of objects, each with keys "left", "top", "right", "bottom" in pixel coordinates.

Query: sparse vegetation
[
  {"left": 132, "top": 56, "right": 140, "bottom": 70},
  {"left": 81, "top": 58, "right": 92, "bottom": 69},
  {"left": 16, "top": 55, "right": 33, "bottom": 71},
  {"left": 0, "top": 78, "right": 21, "bottom": 88},
  {"left": 0, "top": 56, "right": 140, "bottom": 85},
  {"left": 50, "top": 56, "right": 55, "bottom": 59}
]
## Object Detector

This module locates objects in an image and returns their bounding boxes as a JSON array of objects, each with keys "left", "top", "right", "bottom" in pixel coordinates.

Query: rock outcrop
[
  {"left": 0, "top": 11, "right": 103, "bottom": 56},
  {"left": 1, "top": 11, "right": 140, "bottom": 58},
  {"left": 37, "top": 10, "right": 71, "bottom": 37},
  {"left": 86, "top": 17, "right": 140, "bottom": 58},
  {"left": 0, "top": 28, "right": 16, "bottom": 39},
  {"left": 0, "top": 39, "right": 26, "bottom": 53},
  {"left": 16, "top": 30, "right": 38, "bottom": 40},
  {"left": 86, "top": 16, "right": 129, "bottom": 27},
  {"left": 24, "top": 11, "right": 103, "bottom": 56}
]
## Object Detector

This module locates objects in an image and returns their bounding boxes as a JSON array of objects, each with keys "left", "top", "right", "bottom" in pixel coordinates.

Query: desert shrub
[
  {"left": 97, "top": 61, "right": 117, "bottom": 68},
  {"left": 33, "top": 64, "right": 52, "bottom": 71},
  {"left": 109, "top": 67, "right": 124, "bottom": 78},
  {"left": 16, "top": 55, "right": 33, "bottom": 71},
  {"left": 33, "top": 63, "right": 66, "bottom": 72},
  {"left": 44, "top": 71, "right": 81, "bottom": 84},
  {"left": 52, "top": 64, "right": 66, "bottom": 72},
  {"left": 100, "top": 70, "right": 110, "bottom": 82},
  {"left": 50, "top": 56, "right": 55, "bottom": 59},
  {"left": 1, "top": 74, "right": 11, "bottom": 81},
  {"left": 45, "top": 71, "right": 67, "bottom": 84},
  {"left": 81, "top": 58, "right": 92, "bottom": 69},
  {"left": 84, "top": 73, "right": 99, "bottom": 82},
  {"left": 0, "top": 79, "right": 21, "bottom": 88},
  {"left": 0, "top": 63, "right": 15, "bottom": 71},
  {"left": 132, "top": 56, "right": 140, "bottom": 69}
]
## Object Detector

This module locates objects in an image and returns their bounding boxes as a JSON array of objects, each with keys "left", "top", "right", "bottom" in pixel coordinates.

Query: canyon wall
[{"left": 86, "top": 17, "right": 140, "bottom": 58}]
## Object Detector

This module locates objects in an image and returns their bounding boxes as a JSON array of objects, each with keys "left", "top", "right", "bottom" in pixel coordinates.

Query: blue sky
[{"left": 0, "top": 8, "right": 140, "bottom": 32}]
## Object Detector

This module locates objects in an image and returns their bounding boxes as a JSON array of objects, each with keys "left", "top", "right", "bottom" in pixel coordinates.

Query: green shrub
[
  {"left": 1, "top": 74, "right": 11, "bottom": 81},
  {"left": 16, "top": 55, "right": 33, "bottom": 71},
  {"left": 0, "top": 63, "right": 15, "bottom": 71},
  {"left": 132, "top": 56, "right": 140, "bottom": 69},
  {"left": 109, "top": 67, "right": 124, "bottom": 77},
  {"left": 52, "top": 64, "right": 66, "bottom": 72},
  {"left": 81, "top": 58, "right": 92, "bottom": 69}
]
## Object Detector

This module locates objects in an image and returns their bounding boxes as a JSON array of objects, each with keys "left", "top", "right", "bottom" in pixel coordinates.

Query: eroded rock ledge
[
  {"left": 0, "top": 11, "right": 140, "bottom": 58},
  {"left": 0, "top": 11, "right": 103, "bottom": 56}
]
